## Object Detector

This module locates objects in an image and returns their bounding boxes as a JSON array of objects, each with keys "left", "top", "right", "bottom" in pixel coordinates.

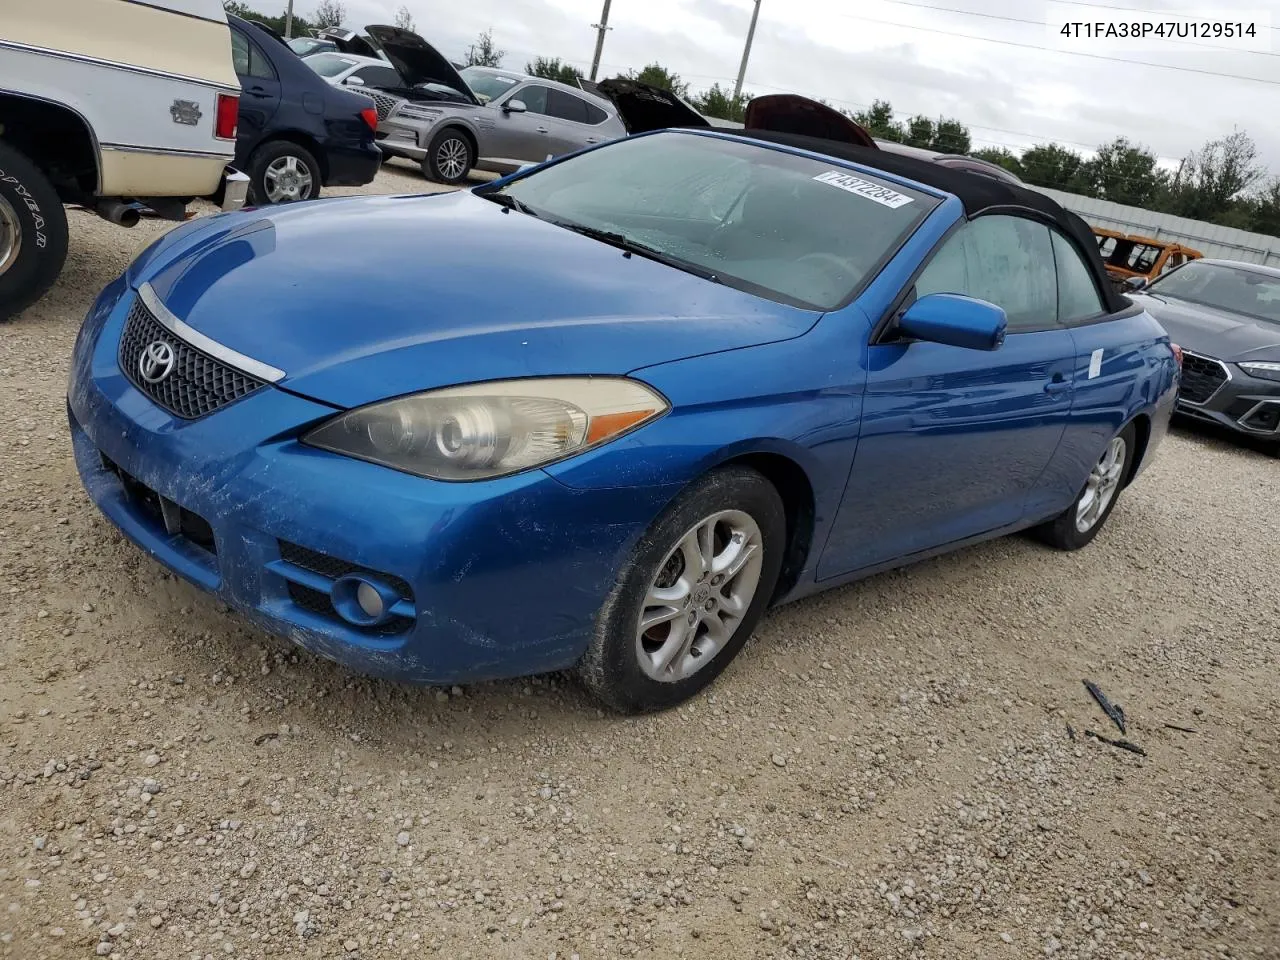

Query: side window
[
  {"left": 1050, "top": 229, "right": 1106, "bottom": 323},
  {"left": 547, "top": 89, "right": 589, "bottom": 124},
  {"left": 246, "top": 36, "right": 276, "bottom": 81},
  {"left": 914, "top": 215, "right": 1058, "bottom": 331},
  {"left": 514, "top": 84, "right": 550, "bottom": 115},
  {"left": 230, "top": 28, "right": 252, "bottom": 76},
  {"left": 582, "top": 101, "right": 609, "bottom": 125},
  {"left": 354, "top": 66, "right": 400, "bottom": 88}
]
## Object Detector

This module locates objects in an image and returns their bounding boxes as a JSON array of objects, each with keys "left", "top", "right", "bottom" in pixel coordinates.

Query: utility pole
[
  {"left": 589, "top": 0, "right": 613, "bottom": 82},
  {"left": 284, "top": 0, "right": 294, "bottom": 37},
  {"left": 734, "top": 0, "right": 761, "bottom": 100}
]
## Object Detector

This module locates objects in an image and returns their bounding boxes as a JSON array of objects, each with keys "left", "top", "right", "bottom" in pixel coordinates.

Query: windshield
[
  {"left": 288, "top": 37, "right": 331, "bottom": 56},
  {"left": 495, "top": 131, "right": 939, "bottom": 310},
  {"left": 1147, "top": 261, "right": 1280, "bottom": 324},
  {"left": 306, "top": 53, "right": 361, "bottom": 77},
  {"left": 460, "top": 67, "right": 523, "bottom": 103}
]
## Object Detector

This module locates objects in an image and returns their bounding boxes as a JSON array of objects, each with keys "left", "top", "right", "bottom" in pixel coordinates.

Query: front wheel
[
  {"left": 1034, "top": 422, "right": 1136, "bottom": 550},
  {"left": 421, "top": 129, "right": 473, "bottom": 185},
  {"left": 0, "top": 140, "right": 69, "bottom": 321},
  {"left": 248, "top": 141, "right": 321, "bottom": 205},
  {"left": 578, "top": 466, "right": 786, "bottom": 714}
]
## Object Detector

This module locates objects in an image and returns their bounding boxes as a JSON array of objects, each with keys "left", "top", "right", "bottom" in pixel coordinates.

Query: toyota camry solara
[{"left": 67, "top": 125, "right": 1180, "bottom": 713}]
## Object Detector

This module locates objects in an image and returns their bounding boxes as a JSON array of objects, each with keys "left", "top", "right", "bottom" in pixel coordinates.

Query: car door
[
  {"left": 230, "top": 25, "right": 282, "bottom": 162},
  {"left": 1041, "top": 226, "right": 1149, "bottom": 510},
  {"left": 488, "top": 83, "right": 558, "bottom": 163},
  {"left": 544, "top": 88, "right": 612, "bottom": 154},
  {"left": 817, "top": 213, "right": 1078, "bottom": 579}
]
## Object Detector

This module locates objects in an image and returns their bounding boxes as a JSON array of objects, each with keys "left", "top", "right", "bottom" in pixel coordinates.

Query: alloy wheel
[
  {"left": 0, "top": 194, "right": 21, "bottom": 278},
  {"left": 635, "top": 510, "right": 764, "bottom": 683},
  {"left": 263, "top": 155, "right": 314, "bottom": 203},
  {"left": 436, "top": 138, "right": 469, "bottom": 180},
  {"left": 1075, "top": 436, "right": 1127, "bottom": 533}
]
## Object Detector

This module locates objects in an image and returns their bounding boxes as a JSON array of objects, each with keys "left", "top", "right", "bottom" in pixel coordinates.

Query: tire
[
  {"left": 421, "top": 128, "right": 473, "bottom": 185},
  {"left": 247, "top": 140, "right": 322, "bottom": 205},
  {"left": 0, "top": 140, "right": 70, "bottom": 321},
  {"left": 1034, "top": 422, "right": 1136, "bottom": 551},
  {"left": 578, "top": 466, "right": 787, "bottom": 714}
]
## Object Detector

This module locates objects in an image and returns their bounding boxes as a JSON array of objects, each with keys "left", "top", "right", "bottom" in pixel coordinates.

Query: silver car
[{"left": 380, "top": 65, "right": 627, "bottom": 184}]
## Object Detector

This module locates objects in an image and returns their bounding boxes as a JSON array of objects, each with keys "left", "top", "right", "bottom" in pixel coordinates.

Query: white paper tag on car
[
  {"left": 812, "top": 171, "right": 914, "bottom": 208},
  {"left": 1088, "top": 348, "right": 1103, "bottom": 379}
]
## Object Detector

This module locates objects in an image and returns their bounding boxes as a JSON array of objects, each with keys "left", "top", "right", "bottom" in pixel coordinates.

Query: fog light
[{"left": 356, "top": 581, "right": 384, "bottom": 618}]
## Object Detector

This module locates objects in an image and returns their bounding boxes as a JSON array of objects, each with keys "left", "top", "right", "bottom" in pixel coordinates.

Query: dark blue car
[
  {"left": 226, "top": 15, "right": 381, "bottom": 204},
  {"left": 67, "top": 112, "right": 1180, "bottom": 713}
]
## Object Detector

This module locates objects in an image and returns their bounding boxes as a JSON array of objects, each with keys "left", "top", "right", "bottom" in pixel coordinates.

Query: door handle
[
  {"left": 586, "top": 138, "right": 600, "bottom": 143},
  {"left": 1044, "top": 373, "right": 1070, "bottom": 395},
  {"left": 247, "top": 84, "right": 268, "bottom": 97},
  {"left": 536, "top": 126, "right": 549, "bottom": 133}
]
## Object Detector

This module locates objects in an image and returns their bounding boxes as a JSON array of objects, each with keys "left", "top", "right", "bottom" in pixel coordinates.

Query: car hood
[
  {"left": 596, "top": 77, "right": 710, "bottom": 133},
  {"left": 320, "top": 24, "right": 477, "bottom": 103},
  {"left": 1134, "top": 293, "right": 1280, "bottom": 361},
  {"left": 743, "top": 95, "right": 877, "bottom": 147},
  {"left": 131, "top": 192, "right": 821, "bottom": 410}
]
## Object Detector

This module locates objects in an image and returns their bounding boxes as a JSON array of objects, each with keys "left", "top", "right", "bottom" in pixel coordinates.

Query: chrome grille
[
  {"left": 1177, "top": 351, "right": 1230, "bottom": 406},
  {"left": 118, "top": 296, "right": 266, "bottom": 419},
  {"left": 359, "top": 89, "right": 402, "bottom": 122}
]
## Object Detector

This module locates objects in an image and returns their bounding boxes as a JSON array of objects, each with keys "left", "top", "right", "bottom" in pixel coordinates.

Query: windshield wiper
[
  {"left": 481, "top": 191, "right": 537, "bottom": 217},
  {"left": 547, "top": 219, "right": 721, "bottom": 283}
]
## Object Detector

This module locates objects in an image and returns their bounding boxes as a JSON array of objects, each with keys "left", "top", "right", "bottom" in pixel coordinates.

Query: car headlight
[
  {"left": 394, "top": 104, "right": 443, "bottom": 123},
  {"left": 1239, "top": 361, "right": 1280, "bottom": 383},
  {"left": 302, "top": 377, "right": 669, "bottom": 481}
]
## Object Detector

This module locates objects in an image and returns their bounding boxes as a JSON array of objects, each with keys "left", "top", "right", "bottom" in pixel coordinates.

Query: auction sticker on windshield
[{"left": 812, "top": 171, "right": 915, "bottom": 209}]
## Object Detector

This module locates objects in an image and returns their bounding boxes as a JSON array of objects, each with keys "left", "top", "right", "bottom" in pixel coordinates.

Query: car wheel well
[
  {"left": 436, "top": 125, "right": 477, "bottom": 158},
  {"left": 720, "top": 453, "right": 814, "bottom": 602},
  {"left": 0, "top": 94, "right": 99, "bottom": 201},
  {"left": 255, "top": 132, "right": 328, "bottom": 182},
  {"left": 1122, "top": 413, "right": 1151, "bottom": 488}
]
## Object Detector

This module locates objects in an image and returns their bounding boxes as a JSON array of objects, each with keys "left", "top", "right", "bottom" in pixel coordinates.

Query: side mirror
[
  {"left": 503, "top": 99, "right": 528, "bottom": 114},
  {"left": 344, "top": 75, "right": 365, "bottom": 85},
  {"left": 898, "top": 293, "right": 1007, "bottom": 351},
  {"left": 1123, "top": 276, "right": 1147, "bottom": 291}
]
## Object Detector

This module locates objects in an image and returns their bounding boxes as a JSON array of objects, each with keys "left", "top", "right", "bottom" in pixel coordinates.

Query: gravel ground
[{"left": 2, "top": 159, "right": 1279, "bottom": 960}]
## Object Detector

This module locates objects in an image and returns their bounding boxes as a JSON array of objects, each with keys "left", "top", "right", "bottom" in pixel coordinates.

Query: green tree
[
  {"left": 1245, "top": 180, "right": 1280, "bottom": 237},
  {"left": 1084, "top": 137, "right": 1164, "bottom": 207},
  {"left": 971, "top": 147, "right": 1024, "bottom": 177},
  {"left": 931, "top": 118, "right": 970, "bottom": 154},
  {"left": 1019, "top": 143, "right": 1093, "bottom": 194},
  {"left": 223, "top": 2, "right": 315, "bottom": 37},
  {"left": 851, "top": 99, "right": 899, "bottom": 141},
  {"left": 465, "top": 29, "right": 505, "bottom": 68},
  {"left": 311, "top": 0, "right": 344, "bottom": 28},
  {"left": 525, "top": 57, "right": 583, "bottom": 85},
  {"left": 692, "top": 83, "right": 749, "bottom": 122},
  {"left": 901, "top": 115, "right": 935, "bottom": 150},
  {"left": 629, "top": 62, "right": 689, "bottom": 100},
  {"left": 1165, "top": 129, "right": 1266, "bottom": 222}
]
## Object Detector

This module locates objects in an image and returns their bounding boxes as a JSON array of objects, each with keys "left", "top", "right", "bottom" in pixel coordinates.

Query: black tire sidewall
[
  {"left": 579, "top": 466, "right": 786, "bottom": 714},
  {"left": 248, "top": 141, "right": 321, "bottom": 205},
  {"left": 425, "top": 129, "right": 472, "bottom": 185},
  {"left": 0, "top": 142, "right": 70, "bottom": 321},
  {"left": 1040, "top": 422, "right": 1137, "bottom": 550}
]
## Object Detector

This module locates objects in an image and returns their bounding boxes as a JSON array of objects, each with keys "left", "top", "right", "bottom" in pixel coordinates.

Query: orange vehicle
[{"left": 1092, "top": 228, "right": 1203, "bottom": 289}]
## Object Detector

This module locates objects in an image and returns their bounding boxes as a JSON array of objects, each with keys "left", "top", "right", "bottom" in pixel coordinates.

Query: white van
[{"left": 0, "top": 0, "right": 249, "bottom": 319}]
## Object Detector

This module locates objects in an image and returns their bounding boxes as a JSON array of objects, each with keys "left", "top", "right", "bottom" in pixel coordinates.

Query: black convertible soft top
[{"left": 719, "top": 128, "right": 1131, "bottom": 315}]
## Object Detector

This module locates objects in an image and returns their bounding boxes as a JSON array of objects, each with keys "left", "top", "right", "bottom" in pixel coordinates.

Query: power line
[
  {"left": 821, "top": 10, "right": 1280, "bottom": 85},
  {"left": 871, "top": 0, "right": 1280, "bottom": 57}
]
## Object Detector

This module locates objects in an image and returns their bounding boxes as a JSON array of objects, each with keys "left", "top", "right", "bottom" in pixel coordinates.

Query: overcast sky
[{"left": 310, "top": 0, "right": 1277, "bottom": 172}]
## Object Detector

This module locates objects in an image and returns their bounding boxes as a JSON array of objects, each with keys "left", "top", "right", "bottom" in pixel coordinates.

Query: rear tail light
[
  {"left": 359, "top": 106, "right": 378, "bottom": 131},
  {"left": 215, "top": 93, "right": 239, "bottom": 140},
  {"left": 1170, "top": 342, "right": 1184, "bottom": 369}
]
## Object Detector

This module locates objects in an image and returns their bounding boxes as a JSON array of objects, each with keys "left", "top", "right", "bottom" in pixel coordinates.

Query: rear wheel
[
  {"left": 578, "top": 466, "right": 786, "bottom": 714},
  {"left": 0, "top": 140, "right": 69, "bottom": 321},
  {"left": 421, "top": 128, "right": 473, "bottom": 185},
  {"left": 1034, "top": 422, "right": 1136, "bottom": 550},
  {"left": 248, "top": 141, "right": 321, "bottom": 205}
]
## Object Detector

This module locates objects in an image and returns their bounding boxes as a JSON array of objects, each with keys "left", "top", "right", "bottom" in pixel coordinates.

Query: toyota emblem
[{"left": 138, "top": 340, "right": 176, "bottom": 384}]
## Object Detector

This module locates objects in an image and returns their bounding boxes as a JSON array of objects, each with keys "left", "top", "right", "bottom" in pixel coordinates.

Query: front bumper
[
  {"left": 375, "top": 118, "right": 430, "bottom": 161},
  {"left": 1174, "top": 350, "right": 1280, "bottom": 440},
  {"left": 67, "top": 283, "right": 668, "bottom": 685},
  {"left": 220, "top": 166, "right": 250, "bottom": 212}
]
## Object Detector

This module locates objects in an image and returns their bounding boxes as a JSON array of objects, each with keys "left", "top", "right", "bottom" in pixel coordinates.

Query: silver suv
[{"left": 378, "top": 65, "right": 627, "bottom": 184}]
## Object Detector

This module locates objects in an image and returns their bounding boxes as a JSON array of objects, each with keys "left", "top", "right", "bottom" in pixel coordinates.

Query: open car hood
[
  {"left": 742, "top": 94, "right": 877, "bottom": 147},
  {"left": 318, "top": 24, "right": 478, "bottom": 103},
  {"left": 596, "top": 77, "right": 710, "bottom": 133}
]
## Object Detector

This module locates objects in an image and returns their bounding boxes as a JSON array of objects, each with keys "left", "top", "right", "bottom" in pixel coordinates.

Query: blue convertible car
[{"left": 67, "top": 97, "right": 1179, "bottom": 713}]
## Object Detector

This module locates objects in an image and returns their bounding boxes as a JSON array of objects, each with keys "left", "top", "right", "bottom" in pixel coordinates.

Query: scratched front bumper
[{"left": 67, "top": 283, "right": 657, "bottom": 685}]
